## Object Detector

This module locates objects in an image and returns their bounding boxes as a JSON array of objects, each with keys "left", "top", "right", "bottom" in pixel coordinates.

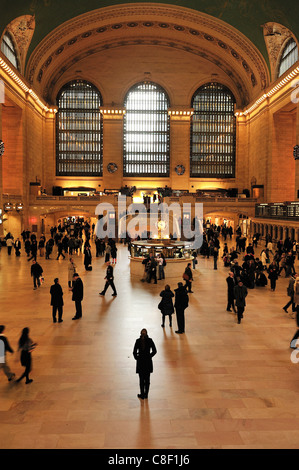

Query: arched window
[
  {"left": 1, "top": 32, "right": 19, "bottom": 70},
  {"left": 123, "top": 82, "right": 170, "bottom": 176},
  {"left": 56, "top": 80, "right": 103, "bottom": 176},
  {"left": 278, "top": 38, "right": 298, "bottom": 77},
  {"left": 190, "top": 83, "right": 236, "bottom": 178}
]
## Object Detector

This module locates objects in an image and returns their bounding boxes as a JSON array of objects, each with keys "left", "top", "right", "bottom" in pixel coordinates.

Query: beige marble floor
[{"left": 0, "top": 238, "right": 299, "bottom": 449}]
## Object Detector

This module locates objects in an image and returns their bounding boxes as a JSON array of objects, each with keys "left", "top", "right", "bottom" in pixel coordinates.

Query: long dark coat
[
  {"left": 159, "top": 289, "right": 174, "bottom": 315},
  {"left": 72, "top": 278, "right": 84, "bottom": 301},
  {"left": 50, "top": 283, "right": 64, "bottom": 306},
  {"left": 133, "top": 336, "right": 157, "bottom": 375},
  {"left": 174, "top": 286, "right": 189, "bottom": 310}
]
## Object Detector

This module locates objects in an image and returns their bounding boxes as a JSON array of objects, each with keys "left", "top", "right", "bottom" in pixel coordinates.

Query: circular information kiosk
[{"left": 129, "top": 240, "right": 194, "bottom": 278}]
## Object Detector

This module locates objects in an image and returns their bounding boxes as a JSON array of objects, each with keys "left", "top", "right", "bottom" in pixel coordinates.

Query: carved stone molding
[
  {"left": 263, "top": 22, "right": 296, "bottom": 80},
  {"left": 25, "top": 4, "right": 269, "bottom": 100},
  {"left": 6, "top": 15, "right": 35, "bottom": 74}
]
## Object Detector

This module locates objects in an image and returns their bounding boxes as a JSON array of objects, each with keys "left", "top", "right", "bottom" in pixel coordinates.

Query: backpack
[{"left": 163, "top": 258, "right": 166, "bottom": 267}]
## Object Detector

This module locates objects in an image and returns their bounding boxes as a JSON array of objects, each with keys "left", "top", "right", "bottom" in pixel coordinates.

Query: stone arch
[{"left": 25, "top": 4, "right": 269, "bottom": 106}]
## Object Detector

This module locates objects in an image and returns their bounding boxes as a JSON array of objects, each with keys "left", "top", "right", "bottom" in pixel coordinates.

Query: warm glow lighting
[
  {"left": 235, "top": 63, "right": 299, "bottom": 117},
  {"left": 0, "top": 56, "right": 55, "bottom": 114}
]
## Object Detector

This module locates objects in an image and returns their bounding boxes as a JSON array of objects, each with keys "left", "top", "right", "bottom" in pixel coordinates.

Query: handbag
[
  {"left": 183, "top": 273, "right": 189, "bottom": 281},
  {"left": 158, "top": 300, "right": 163, "bottom": 311}
]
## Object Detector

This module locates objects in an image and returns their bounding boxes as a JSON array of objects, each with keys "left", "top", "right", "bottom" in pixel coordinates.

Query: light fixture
[{"left": 0, "top": 140, "right": 4, "bottom": 156}]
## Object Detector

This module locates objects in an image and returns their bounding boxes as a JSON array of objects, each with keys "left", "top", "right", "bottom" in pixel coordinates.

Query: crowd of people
[{"left": 1, "top": 220, "right": 299, "bottom": 398}]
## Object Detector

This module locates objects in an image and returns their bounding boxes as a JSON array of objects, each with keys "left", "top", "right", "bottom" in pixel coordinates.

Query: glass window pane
[
  {"left": 56, "top": 80, "right": 102, "bottom": 176},
  {"left": 123, "top": 82, "right": 170, "bottom": 176},
  {"left": 190, "top": 83, "right": 236, "bottom": 178},
  {"left": 278, "top": 39, "right": 298, "bottom": 77},
  {"left": 1, "top": 32, "right": 19, "bottom": 70}
]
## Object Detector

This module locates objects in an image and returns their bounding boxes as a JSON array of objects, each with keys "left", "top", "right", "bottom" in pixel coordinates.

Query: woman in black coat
[
  {"left": 159, "top": 285, "right": 174, "bottom": 328},
  {"left": 133, "top": 329, "right": 157, "bottom": 399},
  {"left": 16, "top": 327, "right": 37, "bottom": 384}
]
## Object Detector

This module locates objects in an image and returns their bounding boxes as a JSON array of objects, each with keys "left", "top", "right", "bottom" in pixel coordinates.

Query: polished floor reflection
[{"left": 0, "top": 240, "right": 299, "bottom": 449}]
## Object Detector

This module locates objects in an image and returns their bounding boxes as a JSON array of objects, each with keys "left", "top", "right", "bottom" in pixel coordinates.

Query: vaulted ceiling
[{"left": 1, "top": 0, "right": 298, "bottom": 63}]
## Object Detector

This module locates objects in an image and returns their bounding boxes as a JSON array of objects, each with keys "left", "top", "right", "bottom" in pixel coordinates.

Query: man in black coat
[
  {"left": 174, "top": 282, "right": 189, "bottom": 334},
  {"left": 133, "top": 328, "right": 157, "bottom": 399},
  {"left": 99, "top": 262, "right": 117, "bottom": 296},
  {"left": 234, "top": 280, "right": 248, "bottom": 324},
  {"left": 226, "top": 271, "right": 236, "bottom": 313},
  {"left": 72, "top": 273, "right": 84, "bottom": 320},
  {"left": 50, "top": 278, "right": 64, "bottom": 323},
  {"left": 31, "top": 260, "right": 43, "bottom": 289}
]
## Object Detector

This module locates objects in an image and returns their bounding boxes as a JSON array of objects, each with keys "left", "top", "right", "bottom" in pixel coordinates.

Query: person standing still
[
  {"left": 72, "top": 273, "right": 84, "bottom": 320},
  {"left": 226, "top": 271, "right": 236, "bottom": 313},
  {"left": 133, "top": 328, "right": 157, "bottom": 399},
  {"left": 68, "top": 257, "right": 77, "bottom": 289},
  {"left": 50, "top": 278, "right": 64, "bottom": 323},
  {"left": 174, "top": 282, "right": 189, "bottom": 334}
]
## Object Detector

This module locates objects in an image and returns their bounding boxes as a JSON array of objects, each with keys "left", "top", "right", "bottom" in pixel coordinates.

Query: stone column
[
  {"left": 100, "top": 106, "right": 125, "bottom": 191},
  {"left": 168, "top": 108, "right": 193, "bottom": 191}
]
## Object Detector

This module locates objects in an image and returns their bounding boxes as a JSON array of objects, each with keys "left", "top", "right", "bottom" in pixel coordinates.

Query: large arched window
[
  {"left": 1, "top": 32, "right": 19, "bottom": 70},
  {"left": 190, "top": 83, "right": 236, "bottom": 178},
  {"left": 278, "top": 38, "right": 298, "bottom": 77},
  {"left": 56, "top": 80, "right": 103, "bottom": 176},
  {"left": 123, "top": 82, "right": 170, "bottom": 176}
]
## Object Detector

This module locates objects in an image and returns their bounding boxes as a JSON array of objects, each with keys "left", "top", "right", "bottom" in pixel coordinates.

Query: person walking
[
  {"left": 31, "top": 260, "right": 43, "bottom": 290},
  {"left": 50, "top": 278, "right": 64, "bottom": 323},
  {"left": 233, "top": 280, "right": 248, "bottom": 324},
  {"left": 174, "top": 282, "right": 189, "bottom": 334},
  {"left": 158, "top": 285, "right": 174, "bottom": 327},
  {"left": 183, "top": 263, "right": 193, "bottom": 292},
  {"left": 99, "top": 262, "right": 117, "bottom": 296},
  {"left": 6, "top": 237, "right": 13, "bottom": 255},
  {"left": 0, "top": 325, "right": 15, "bottom": 382},
  {"left": 71, "top": 273, "right": 84, "bottom": 320},
  {"left": 14, "top": 238, "right": 21, "bottom": 257},
  {"left": 226, "top": 271, "right": 236, "bottom": 313},
  {"left": 268, "top": 261, "right": 279, "bottom": 291},
  {"left": 290, "top": 278, "right": 299, "bottom": 348},
  {"left": 16, "top": 328, "right": 37, "bottom": 384},
  {"left": 56, "top": 240, "right": 66, "bottom": 260},
  {"left": 133, "top": 328, "right": 157, "bottom": 399},
  {"left": 283, "top": 273, "right": 297, "bottom": 317},
  {"left": 28, "top": 238, "right": 38, "bottom": 261}
]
